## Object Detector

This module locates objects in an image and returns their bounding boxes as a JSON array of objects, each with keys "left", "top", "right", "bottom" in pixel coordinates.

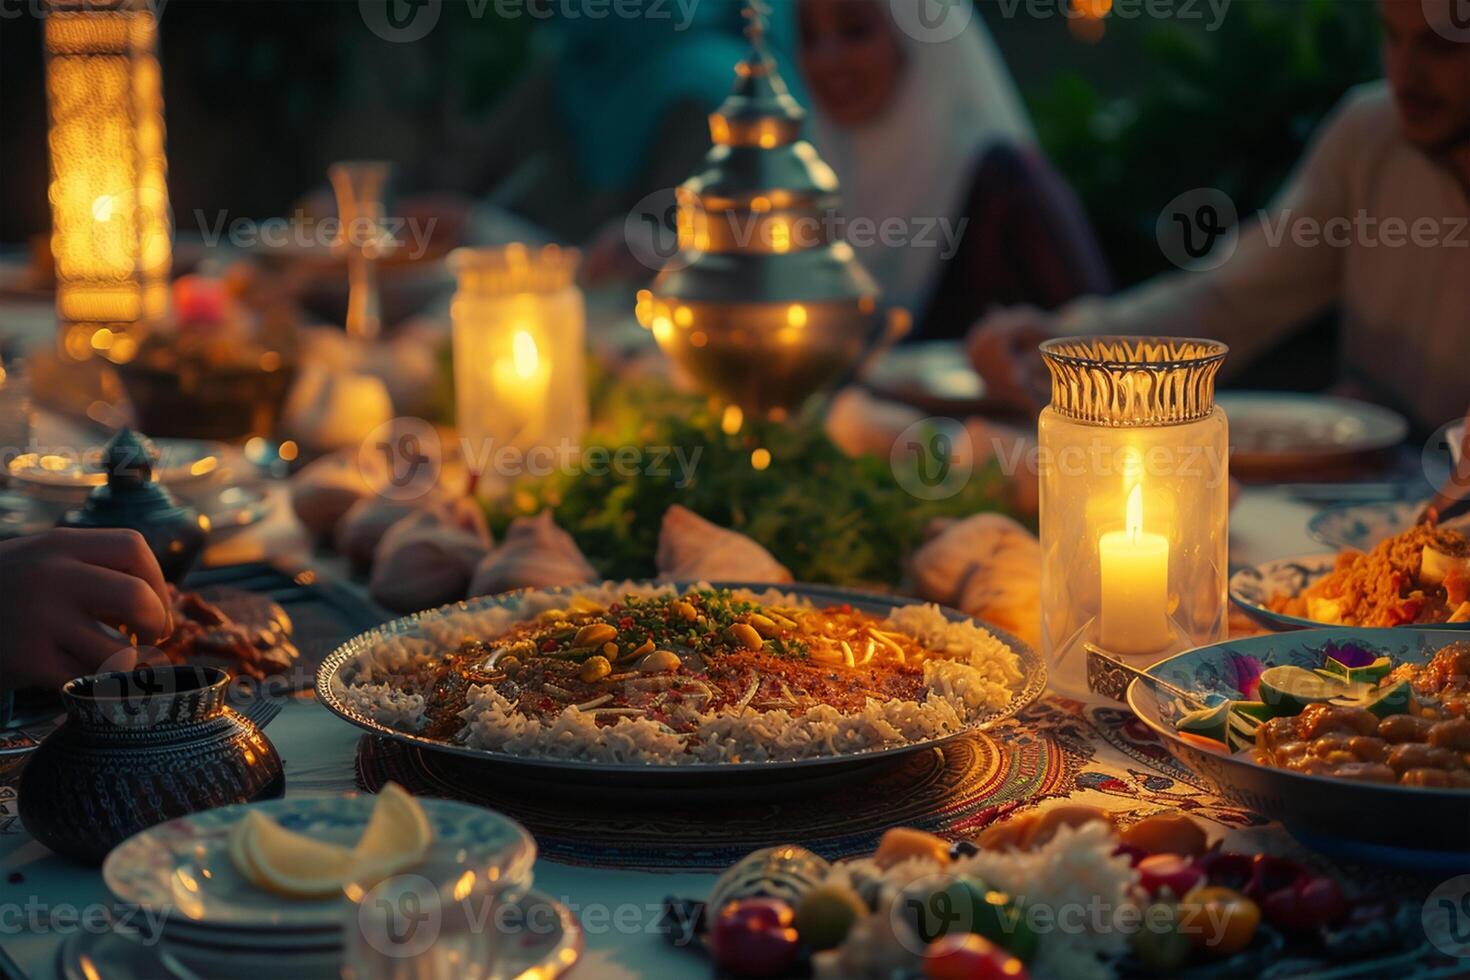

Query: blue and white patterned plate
[
  {"left": 1309, "top": 500, "right": 1470, "bottom": 551},
  {"left": 102, "top": 794, "right": 536, "bottom": 933},
  {"left": 1129, "top": 627, "right": 1470, "bottom": 868},
  {"left": 1229, "top": 553, "right": 1470, "bottom": 632}
]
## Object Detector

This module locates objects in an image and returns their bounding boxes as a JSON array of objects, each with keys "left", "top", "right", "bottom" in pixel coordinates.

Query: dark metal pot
[{"left": 18, "top": 665, "right": 284, "bottom": 865}]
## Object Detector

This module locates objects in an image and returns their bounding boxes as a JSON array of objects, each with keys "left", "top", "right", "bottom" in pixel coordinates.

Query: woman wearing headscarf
[{"left": 794, "top": 0, "right": 1109, "bottom": 339}]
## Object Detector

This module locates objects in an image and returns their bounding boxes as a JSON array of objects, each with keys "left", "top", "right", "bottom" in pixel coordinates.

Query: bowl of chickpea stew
[{"left": 1127, "top": 628, "right": 1470, "bottom": 869}]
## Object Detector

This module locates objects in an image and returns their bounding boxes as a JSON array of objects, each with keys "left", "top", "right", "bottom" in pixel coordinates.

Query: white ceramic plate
[
  {"left": 1217, "top": 392, "right": 1408, "bottom": 472},
  {"left": 102, "top": 794, "right": 536, "bottom": 933}
]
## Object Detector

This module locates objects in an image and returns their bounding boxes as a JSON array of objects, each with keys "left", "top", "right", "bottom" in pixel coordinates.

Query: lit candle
[{"left": 1098, "top": 483, "right": 1172, "bottom": 655}]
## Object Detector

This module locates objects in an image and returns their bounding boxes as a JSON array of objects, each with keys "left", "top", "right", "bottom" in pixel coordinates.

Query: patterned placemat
[{"left": 356, "top": 695, "right": 1267, "bottom": 872}]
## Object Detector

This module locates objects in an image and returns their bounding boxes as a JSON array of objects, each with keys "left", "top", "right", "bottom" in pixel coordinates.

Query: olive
[
  {"left": 729, "top": 623, "right": 764, "bottom": 651},
  {"left": 579, "top": 656, "right": 612, "bottom": 683},
  {"left": 746, "top": 614, "right": 780, "bottom": 638},
  {"left": 574, "top": 623, "right": 618, "bottom": 647},
  {"left": 638, "top": 650, "right": 681, "bottom": 674},
  {"left": 793, "top": 884, "right": 866, "bottom": 951}
]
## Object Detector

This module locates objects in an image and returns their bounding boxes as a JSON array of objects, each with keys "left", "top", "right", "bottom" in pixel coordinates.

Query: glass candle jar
[
  {"left": 450, "top": 245, "right": 586, "bottom": 499},
  {"left": 1037, "top": 337, "right": 1230, "bottom": 694}
]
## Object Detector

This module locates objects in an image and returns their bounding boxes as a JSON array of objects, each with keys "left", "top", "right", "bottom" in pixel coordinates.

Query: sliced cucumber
[
  {"left": 1329, "top": 677, "right": 1412, "bottom": 719},
  {"left": 1177, "top": 702, "right": 1232, "bottom": 744},
  {"left": 1258, "top": 665, "right": 1348, "bottom": 717},
  {"left": 1226, "top": 701, "right": 1274, "bottom": 752}
]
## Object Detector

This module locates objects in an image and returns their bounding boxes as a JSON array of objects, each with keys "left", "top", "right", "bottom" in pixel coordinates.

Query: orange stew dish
[
  {"left": 1255, "top": 642, "right": 1470, "bottom": 788},
  {"left": 1268, "top": 523, "right": 1470, "bottom": 626}
]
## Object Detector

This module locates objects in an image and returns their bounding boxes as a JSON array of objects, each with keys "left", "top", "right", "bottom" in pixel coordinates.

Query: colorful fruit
[
  {"left": 976, "top": 814, "right": 1037, "bottom": 852},
  {"left": 897, "top": 877, "right": 1037, "bottom": 963},
  {"left": 922, "top": 933, "right": 1029, "bottom": 980},
  {"left": 1136, "top": 854, "right": 1205, "bottom": 898},
  {"left": 1178, "top": 886, "right": 1261, "bottom": 956},
  {"left": 1119, "top": 812, "right": 1208, "bottom": 857},
  {"left": 1019, "top": 805, "right": 1113, "bottom": 849},
  {"left": 1261, "top": 874, "right": 1347, "bottom": 932},
  {"left": 1132, "top": 904, "right": 1193, "bottom": 973},
  {"left": 874, "top": 828, "right": 952, "bottom": 869},
  {"left": 793, "top": 883, "right": 867, "bottom": 951},
  {"left": 709, "top": 898, "right": 801, "bottom": 979}
]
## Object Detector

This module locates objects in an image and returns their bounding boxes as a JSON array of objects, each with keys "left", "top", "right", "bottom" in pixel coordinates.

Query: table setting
[{"left": 4, "top": 3, "right": 1470, "bottom": 979}]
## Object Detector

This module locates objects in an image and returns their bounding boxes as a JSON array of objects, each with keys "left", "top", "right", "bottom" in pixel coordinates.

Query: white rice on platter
[{"left": 334, "top": 581, "right": 1026, "bottom": 765}]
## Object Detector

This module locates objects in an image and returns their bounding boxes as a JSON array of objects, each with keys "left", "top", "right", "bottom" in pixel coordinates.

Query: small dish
[
  {"left": 103, "top": 794, "right": 536, "bottom": 933},
  {"left": 8, "top": 437, "right": 233, "bottom": 494},
  {"left": 1309, "top": 499, "right": 1470, "bottom": 551},
  {"left": 1128, "top": 627, "right": 1470, "bottom": 869},
  {"left": 1230, "top": 553, "right": 1470, "bottom": 632}
]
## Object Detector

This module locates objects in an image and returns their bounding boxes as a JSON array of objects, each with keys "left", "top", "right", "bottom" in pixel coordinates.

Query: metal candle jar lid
[
  {"left": 60, "top": 428, "right": 209, "bottom": 582},
  {"left": 638, "top": 3, "right": 905, "bottom": 420}
]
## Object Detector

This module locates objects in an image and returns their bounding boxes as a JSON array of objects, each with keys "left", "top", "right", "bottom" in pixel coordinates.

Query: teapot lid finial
[{"left": 103, "top": 429, "right": 156, "bottom": 487}]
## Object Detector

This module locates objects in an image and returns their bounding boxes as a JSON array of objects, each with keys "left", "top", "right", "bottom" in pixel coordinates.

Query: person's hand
[
  {"left": 0, "top": 529, "right": 172, "bottom": 690},
  {"left": 966, "top": 306, "right": 1058, "bottom": 415}
]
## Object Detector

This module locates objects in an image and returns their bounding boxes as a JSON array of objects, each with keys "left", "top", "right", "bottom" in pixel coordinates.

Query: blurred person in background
[
  {"left": 435, "top": 9, "right": 761, "bottom": 253},
  {"left": 967, "top": 0, "right": 1470, "bottom": 434},
  {"left": 794, "top": 0, "right": 1110, "bottom": 340}
]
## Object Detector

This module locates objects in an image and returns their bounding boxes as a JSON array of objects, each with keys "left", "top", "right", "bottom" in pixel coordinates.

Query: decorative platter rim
[
  {"left": 1127, "top": 625, "right": 1470, "bottom": 800},
  {"left": 1228, "top": 552, "right": 1470, "bottom": 632},
  {"left": 102, "top": 793, "right": 538, "bottom": 930},
  {"left": 1215, "top": 392, "right": 1409, "bottom": 461},
  {"left": 314, "top": 580, "right": 1047, "bottom": 775}
]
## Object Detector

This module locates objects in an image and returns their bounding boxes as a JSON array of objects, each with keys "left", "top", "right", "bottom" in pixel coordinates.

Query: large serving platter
[
  {"left": 1230, "top": 554, "right": 1470, "bottom": 632},
  {"left": 316, "top": 581, "right": 1046, "bottom": 781},
  {"left": 1128, "top": 627, "right": 1470, "bottom": 869}
]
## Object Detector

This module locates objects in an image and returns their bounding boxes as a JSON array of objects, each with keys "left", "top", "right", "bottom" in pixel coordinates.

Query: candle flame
[
  {"left": 1126, "top": 483, "right": 1143, "bottom": 539},
  {"left": 512, "top": 330, "right": 539, "bottom": 379}
]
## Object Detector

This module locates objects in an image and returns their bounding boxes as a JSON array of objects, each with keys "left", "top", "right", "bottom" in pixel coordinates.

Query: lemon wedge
[
  {"left": 225, "top": 786, "right": 434, "bottom": 900},
  {"left": 238, "top": 811, "right": 358, "bottom": 899},
  {"left": 352, "top": 782, "right": 433, "bottom": 880},
  {"left": 227, "top": 814, "right": 265, "bottom": 889}
]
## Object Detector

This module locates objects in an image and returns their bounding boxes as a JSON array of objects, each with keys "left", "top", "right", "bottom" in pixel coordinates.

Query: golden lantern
[
  {"left": 44, "top": 0, "right": 171, "bottom": 365},
  {"left": 637, "top": 2, "right": 906, "bottom": 421},
  {"left": 1037, "top": 337, "right": 1230, "bottom": 694}
]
